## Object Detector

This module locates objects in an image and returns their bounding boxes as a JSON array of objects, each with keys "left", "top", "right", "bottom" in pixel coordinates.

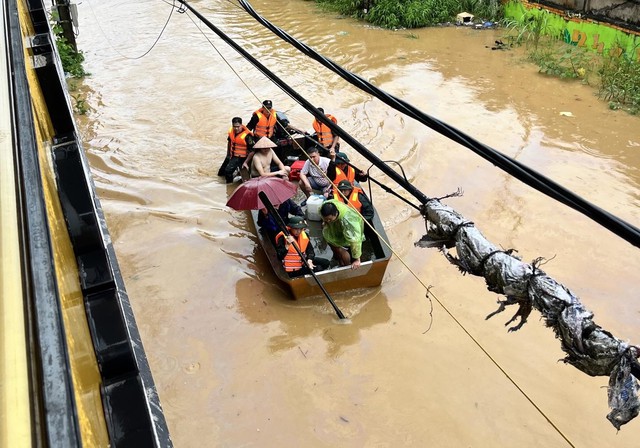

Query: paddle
[{"left": 258, "top": 191, "right": 347, "bottom": 320}]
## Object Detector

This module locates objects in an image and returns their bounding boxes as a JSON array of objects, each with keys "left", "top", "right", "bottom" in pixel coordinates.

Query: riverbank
[{"left": 311, "top": 0, "right": 639, "bottom": 114}]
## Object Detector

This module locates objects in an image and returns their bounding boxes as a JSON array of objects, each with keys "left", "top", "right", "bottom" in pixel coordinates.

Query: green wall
[{"left": 504, "top": 1, "right": 640, "bottom": 60}]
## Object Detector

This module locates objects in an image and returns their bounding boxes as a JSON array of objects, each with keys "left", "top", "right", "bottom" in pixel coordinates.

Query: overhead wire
[
  {"left": 171, "top": 1, "right": 584, "bottom": 443},
  {"left": 182, "top": 5, "right": 429, "bottom": 302},
  {"left": 181, "top": 8, "right": 263, "bottom": 106},
  {"left": 277, "top": 130, "right": 421, "bottom": 210},
  {"left": 84, "top": 0, "right": 176, "bottom": 60},
  {"left": 235, "top": 0, "right": 640, "bottom": 251},
  {"left": 181, "top": 1, "right": 432, "bottom": 202}
]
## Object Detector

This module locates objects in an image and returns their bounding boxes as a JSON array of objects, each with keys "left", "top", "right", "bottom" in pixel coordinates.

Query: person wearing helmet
[
  {"left": 327, "top": 150, "right": 368, "bottom": 196},
  {"left": 275, "top": 216, "right": 329, "bottom": 277},
  {"left": 335, "top": 180, "right": 374, "bottom": 223}
]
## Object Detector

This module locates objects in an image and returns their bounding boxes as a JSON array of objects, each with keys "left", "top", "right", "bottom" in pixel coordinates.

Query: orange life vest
[
  {"left": 228, "top": 126, "right": 252, "bottom": 157},
  {"left": 312, "top": 114, "right": 337, "bottom": 147},
  {"left": 276, "top": 231, "right": 310, "bottom": 272},
  {"left": 337, "top": 187, "right": 363, "bottom": 213},
  {"left": 332, "top": 165, "right": 356, "bottom": 198},
  {"left": 254, "top": 109, "right": 278, "bottom": 138}
]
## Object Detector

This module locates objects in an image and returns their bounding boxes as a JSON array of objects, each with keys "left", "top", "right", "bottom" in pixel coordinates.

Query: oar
[{"left": 258, "top": 191, "right": 347, "bottom": 320}]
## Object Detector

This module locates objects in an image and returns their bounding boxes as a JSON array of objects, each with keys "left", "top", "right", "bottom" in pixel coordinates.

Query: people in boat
[
  {"left": 299, "top": 145, "right": 332, "bottom": 202},
  {"left": 334, "top": 180, "right": 374, "bottom": 223},
  {"left": 247, "top": 99, "right": 301, "bottom": 142},
  {"left": 320, "top": 200, "right": 364, "bottom": 270},
  {"left": 248, "top": 136, "right": 291, "bottom": 178},
  {"left": 258, "top": 199, "right": 304, "bottom": 243},
  {"left": 217, "top": 117, "right": 254, "bottom": 183},
  {"left": 327, "top": 151, "right": 368, "bottom": 197},
  {"left": 246, "top": 100, "right": 279, "bottom": 140},
  {"left": 245, "top": 100, "right": 301, "bottom": 169},
  {"left": 275, "top": 216, "right": 329, "bottom": 277}
]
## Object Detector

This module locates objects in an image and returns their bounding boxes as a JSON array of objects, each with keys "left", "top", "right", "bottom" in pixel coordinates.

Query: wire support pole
[{"left": 54, "top": 0, "right": 77, "bottom": 52}]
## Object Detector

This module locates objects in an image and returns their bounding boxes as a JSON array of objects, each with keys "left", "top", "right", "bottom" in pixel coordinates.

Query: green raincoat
[{"left": 322, "top": 200, "right": 364, "bottom": 259}]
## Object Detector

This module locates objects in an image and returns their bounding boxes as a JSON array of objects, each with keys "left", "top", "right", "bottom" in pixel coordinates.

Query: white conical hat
[{"left": 253, "top": 136, "right": 277, "bottom": 149}]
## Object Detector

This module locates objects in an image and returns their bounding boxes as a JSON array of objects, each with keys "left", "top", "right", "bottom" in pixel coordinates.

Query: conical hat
[{"left": 253, "top": 136, "right": 277, "bottom": 149}]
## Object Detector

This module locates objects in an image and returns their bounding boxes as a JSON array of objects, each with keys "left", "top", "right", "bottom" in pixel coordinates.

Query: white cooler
[{"left": 306, "top": 195, "right": 325, "bottom": 221}]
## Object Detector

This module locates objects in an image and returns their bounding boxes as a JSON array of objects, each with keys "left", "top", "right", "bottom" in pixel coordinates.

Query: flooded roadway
[{"left": 75, "top": 0, "right": 639, "bottom": 446}]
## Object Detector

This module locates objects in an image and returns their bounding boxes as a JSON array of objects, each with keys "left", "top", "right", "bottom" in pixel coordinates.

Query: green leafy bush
[
  {"left": 503, "top": 13, "right": 639, "bottom": 115},
  {"left": 598, "top": 45, "right": 640, "bottom": 114},
  {"left": 51, "top": 23, "right": 88, "bottom": 78},
  {"left": 502, "top": 9, "right": 556, "bottom": 49},
  {"left": 530, "top": 44, "right": 596, "bottom": 80}
]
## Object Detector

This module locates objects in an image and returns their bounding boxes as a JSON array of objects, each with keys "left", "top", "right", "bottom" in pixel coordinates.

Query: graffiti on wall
[{"left": 563, "top": 28, "right": 640, "bottom": 60}]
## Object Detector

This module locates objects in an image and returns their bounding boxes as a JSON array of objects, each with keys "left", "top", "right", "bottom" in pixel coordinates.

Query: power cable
[
  {"left": 84, "top": 0, "right": 176, "bottom": 60},
  {"left": 178, "top": 0, "right": 432, "bottom": 205},
  {"left": 173, "top": 2, "right": 581, "bottom": 443},
  {"left": 235, "top": 0, "right": 640, "bottom": 251},
  {"left": 182, "top": 9, "right": 262, "bottom": 105}
]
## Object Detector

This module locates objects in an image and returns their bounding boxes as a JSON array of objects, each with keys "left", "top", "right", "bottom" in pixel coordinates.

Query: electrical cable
[
  {"left": 235, "top": 0, "right": 640, "bottom": 251},
  {"left": 182, "top": 9, "right": 262, "bottom": 105},
  {"left": 176, "top": 0, "right": 432, "bottom": 204},
  {"left": 84, "top": 0, "right": 176, "bottom": 60},
  {"left": 177, "top": 1, "right": 425, "bottom": 285},
  {"left": 172, "top": 2, "right": 588, "bottom": 442}
]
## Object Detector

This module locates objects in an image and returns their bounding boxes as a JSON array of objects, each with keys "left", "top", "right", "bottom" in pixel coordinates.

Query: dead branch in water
[{"left": 417, "top": 198, "right": 640, "bottom": 429}]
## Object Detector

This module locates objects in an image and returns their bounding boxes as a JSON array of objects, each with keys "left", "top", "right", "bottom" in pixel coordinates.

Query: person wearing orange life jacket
[
  {"left": 247, "top": 100, "right": 279, "bottom": 139},
  {"left": 244, "top": 100, "right": 300, "bottom": 172},
  {"left": 275, "top": 216, "right": 329, "bottom": 277},
  {"left": 335, "top": 180, "right": 374, "bottom": 223},
  {"left": 311, "top": 107, "right": 339, "bottom": 155},
  {"left": 218, "top": 117, "right": 254, "bottom": 183},
  {"left": 327, "top": 151, "right": 368, "bottom": 197}
]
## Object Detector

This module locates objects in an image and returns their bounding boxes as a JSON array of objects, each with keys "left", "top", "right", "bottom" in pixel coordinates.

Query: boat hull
[{"left": 251, "top": 205, "right": 392, "bottom": 299}]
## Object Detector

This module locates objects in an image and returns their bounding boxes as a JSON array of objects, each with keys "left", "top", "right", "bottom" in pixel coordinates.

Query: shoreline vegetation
[
  {"left": 314, "top": 0, "right": 639, "bottom": 115},
  {"left": 51, "top": 12, "right": 90, "bottom": 115},
  {"left": 315, "top": 0, "right": 503, "bottom": 28}
]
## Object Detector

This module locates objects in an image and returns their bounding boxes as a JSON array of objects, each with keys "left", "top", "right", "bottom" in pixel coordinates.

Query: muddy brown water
[{"left": 75, "top": 0, "right": 639, "bottom": 446}]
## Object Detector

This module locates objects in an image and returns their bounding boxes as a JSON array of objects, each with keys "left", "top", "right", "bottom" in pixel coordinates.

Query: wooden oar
[{"left": 258, "top": 191, "right": 347, "bottom": 320}]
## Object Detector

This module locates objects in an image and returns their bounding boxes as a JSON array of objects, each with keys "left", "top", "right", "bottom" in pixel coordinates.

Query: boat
[{"left": 250, "top": 199, "right": 392, "bottom": 299}]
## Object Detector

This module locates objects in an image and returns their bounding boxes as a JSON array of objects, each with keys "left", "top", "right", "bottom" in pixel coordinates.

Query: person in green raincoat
[{"left": 320, "top": 200, "right": 364, "bottom": 270}]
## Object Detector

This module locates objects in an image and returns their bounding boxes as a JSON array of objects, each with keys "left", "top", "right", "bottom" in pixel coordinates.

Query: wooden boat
[{"left": 250, "top": 202, "right": 392, "bottom": 299}]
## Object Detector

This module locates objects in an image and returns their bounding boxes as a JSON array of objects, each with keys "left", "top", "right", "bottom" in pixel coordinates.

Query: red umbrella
[{"left": 226, "top": 176, "right": 299, "bottom": 210}]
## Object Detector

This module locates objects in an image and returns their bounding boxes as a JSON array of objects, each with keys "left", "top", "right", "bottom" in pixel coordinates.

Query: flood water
[{"left": 75, "top": 0, "right": 640, "bottom": 446}]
